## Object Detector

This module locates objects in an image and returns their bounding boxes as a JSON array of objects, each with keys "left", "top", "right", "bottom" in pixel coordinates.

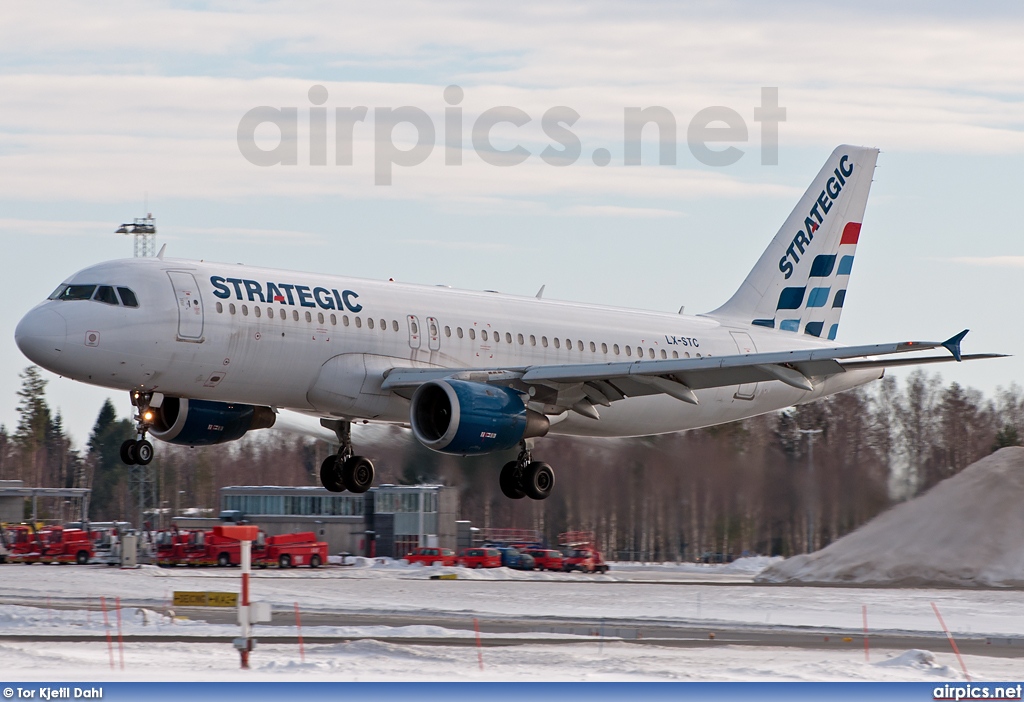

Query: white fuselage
[{"left": 16, "top": 257, "right": 882, "bottom": 438}]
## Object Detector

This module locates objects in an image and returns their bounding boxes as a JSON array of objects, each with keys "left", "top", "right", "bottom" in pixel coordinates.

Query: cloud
[{"left": 948, "top": 256, "right": 1024, "bottom": 268}]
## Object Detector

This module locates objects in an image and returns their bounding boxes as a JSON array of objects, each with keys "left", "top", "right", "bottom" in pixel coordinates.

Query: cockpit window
[
  {"left": 48, "top": 285, "right": 68, "bottom": 300},
  {"left": 117, "top": 287, "right": 139, "bottom": 308},
  {"left": 56, "top": 285, "right": 97, "bottom": 301},
  {"left": 94, "top": 286, "right": 119, "bottom": 305}
]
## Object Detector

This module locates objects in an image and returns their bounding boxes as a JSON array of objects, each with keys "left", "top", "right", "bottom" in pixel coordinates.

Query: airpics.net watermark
[{"left": 237, "top": 85, "right": 786, "bottom": 185}]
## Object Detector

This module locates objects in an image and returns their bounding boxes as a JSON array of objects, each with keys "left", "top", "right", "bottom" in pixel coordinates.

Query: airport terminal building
[{"left": 217, "top": 484, "right": 459, "bottom": 557}]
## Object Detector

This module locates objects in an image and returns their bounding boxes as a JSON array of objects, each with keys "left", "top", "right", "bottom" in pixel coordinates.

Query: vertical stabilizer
[{"left": 706, "top": 145, "right": 879, "bottom": 341}]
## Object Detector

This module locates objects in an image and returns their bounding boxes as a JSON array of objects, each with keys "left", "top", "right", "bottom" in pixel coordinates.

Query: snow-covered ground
[{"left": 1, "top": 558, "right": 1022, "bottom": 681}]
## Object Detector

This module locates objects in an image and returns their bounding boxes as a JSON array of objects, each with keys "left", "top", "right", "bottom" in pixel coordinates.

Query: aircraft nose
[{"left": 15, "top": 307, "right": 67, "bottom": 368}]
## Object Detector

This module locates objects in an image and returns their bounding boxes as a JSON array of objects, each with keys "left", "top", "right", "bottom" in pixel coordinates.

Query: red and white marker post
[{"left": 218, "top": 525, "right": 260, "bottom": 669}]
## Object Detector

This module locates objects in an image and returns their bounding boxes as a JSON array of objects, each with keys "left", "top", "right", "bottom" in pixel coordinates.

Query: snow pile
[
  {"left": 874, "top": 650, "right": 958, "bottom": 677},
  {"left": 758, "top": 447, "right": 1024, "bottom": 587}
]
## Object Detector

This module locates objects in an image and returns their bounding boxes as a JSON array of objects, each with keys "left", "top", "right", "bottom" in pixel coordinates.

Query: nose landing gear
[
  {"left": 121, "top": 391, "right": 156, "bottom": 466},
  {"left": 499, "top": 440, "right": 555, "bottom": 500},
  {"left": 319, "top": 419, "right": 375, "bottom": 494}
]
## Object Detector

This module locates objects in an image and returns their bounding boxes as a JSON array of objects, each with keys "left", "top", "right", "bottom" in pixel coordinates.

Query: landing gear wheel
[
  {"left": 320, "top": 455, "right": 346, "bottom": 493},
  {"left": 523, "top": 461, "right": 554, "bottom": 500},
  {"left": 499, "top": 461, "right": 525, "bottom": 500},
  {"left": 135, "top": 439, "right": 154, "bottom": 465},
  {"left": 342, "top": 456, "right": 374, "bottom": 493},
  {"left": 120, "top": 440, "right": 137, "bottom": 465}
]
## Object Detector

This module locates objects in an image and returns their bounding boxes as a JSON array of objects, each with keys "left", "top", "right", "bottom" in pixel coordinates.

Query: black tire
[
  {"left": 279, "top": 554, "right": 292, "bottom": 569},
  {"left": 217, "top": 552, "right": 230, "bottom": 567},
  {"left": 499, "top": 461, "right": 525, "bottom": 500},
  {"left": 120, "top": 440, "right": 137, "bottom": 465},
  {"left": 135, "top": 439, "right": 154, "bottom": 465},
  {"left": 75, "top": 551, "right": 89, "bottom": 565},
  {"left": 320, "top": 455, "right": 345, "bottom": 493},
  {"left": 341, "top": 456, "right": 374, "bottom": 493},
  {"left": 522, "top": 461, "right": 554, "bottom": 500},
  {"left": 310, "top": 554, "right": 321, "bottom": 568}
]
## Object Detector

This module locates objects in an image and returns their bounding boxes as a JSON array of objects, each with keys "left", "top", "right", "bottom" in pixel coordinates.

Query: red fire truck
[
  {"left": 255, "top": 532, "right": 328, "bottom": 569},
  {"left": 9, "top": 525, "right": 94, "bottom": 565},
  {"left": 559, "top": 531, "right": 609, "bottom": 574}
]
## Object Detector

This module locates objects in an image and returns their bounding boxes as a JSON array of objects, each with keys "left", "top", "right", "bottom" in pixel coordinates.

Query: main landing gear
[
  {"left": 319, "top": 420, "right": 375, "bottom": 494},
  {"left": 499, "top": 440, "right": 555, "bottom": 501},
  {"left": 121, "top": 391, "right": 155, "bottom": 466}
]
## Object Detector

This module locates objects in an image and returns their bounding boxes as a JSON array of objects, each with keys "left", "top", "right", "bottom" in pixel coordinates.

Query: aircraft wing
[{"left": 381, "top": 330, "right": 1005, "bottom": 412}]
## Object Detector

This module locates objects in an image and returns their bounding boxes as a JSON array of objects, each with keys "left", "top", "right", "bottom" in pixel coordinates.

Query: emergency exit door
[{"left": 730, "top": 331, "right": 757, "bottom": 400}]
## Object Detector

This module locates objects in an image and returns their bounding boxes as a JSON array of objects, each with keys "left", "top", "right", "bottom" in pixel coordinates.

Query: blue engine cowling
[
  {"left": 149, "top": 397, "right": 277, "bottom": 446},
  {"left": 409, "top": 379, "right": 549, "bottom": 455}
]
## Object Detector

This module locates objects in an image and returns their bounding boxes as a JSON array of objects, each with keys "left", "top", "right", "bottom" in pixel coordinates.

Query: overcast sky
[{"left": 2, "top": 1, "right": 1023, "bottom": 447}]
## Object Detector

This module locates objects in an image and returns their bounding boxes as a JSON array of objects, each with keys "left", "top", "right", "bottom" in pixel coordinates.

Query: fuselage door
[
  {"left": 407, "top": 315, "right": 421, "bottom": 350},
  {"left": 426, "top": 316, "right": 441, "bottom": 351},
  {"left": 730, "top": 331, "right": 757, "bottom": 400},
  {"left": 168, "top": 271, "right": 204, "bottom": 341}
]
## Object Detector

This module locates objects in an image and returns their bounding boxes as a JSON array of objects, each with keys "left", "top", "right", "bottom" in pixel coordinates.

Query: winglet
[
  {"left": 536, "top": 285, "right": 545, "bottom": 299},
  {"left": 941, "top": 329, "right": 969, "bottom": 362},
  {"left": 157, "top": 243, "right": 167, "bottom": 259}
]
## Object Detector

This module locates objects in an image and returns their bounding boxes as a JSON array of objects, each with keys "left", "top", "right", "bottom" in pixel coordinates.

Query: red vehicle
[
  {"left": 559, "top": 531, "right": 609, "bottom": 574},
  {"left": 458, "top": 547, "right": 502, "bottom": 568},
  {"left": 404, "top": 546, "right": 458, "bottom": 566},
  {"left": 255, "top": 531, "right": 328, "bottom": 569},
  {"left": 155, "top": 529, "right": 198, "bottom": 566},
  {"left": 1, "top": 525, "right": 36, "bottom": 562},
  {"left": 527, "top": 549, "right": 565, "bottom": 571},
  {"left": 10, "top": 526, "right": 93, "bottom": 565}
]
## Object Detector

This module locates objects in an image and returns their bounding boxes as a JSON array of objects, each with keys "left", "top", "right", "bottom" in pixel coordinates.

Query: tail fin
[{"left": 706, "top": 145, "right": 879, "bottom": 341}]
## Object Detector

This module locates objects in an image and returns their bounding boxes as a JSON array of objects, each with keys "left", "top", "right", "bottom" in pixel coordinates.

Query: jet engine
[
  {"left": 148, "top": 397, "right": 276, "bottom": 446},
  {"left": 410, "top": 379, "right": 549, "bottom": 455}
]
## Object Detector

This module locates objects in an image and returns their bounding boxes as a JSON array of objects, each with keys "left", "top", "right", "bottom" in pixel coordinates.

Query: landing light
[{"left": 144, "top": 411, "right": 154, "bottom": 422}]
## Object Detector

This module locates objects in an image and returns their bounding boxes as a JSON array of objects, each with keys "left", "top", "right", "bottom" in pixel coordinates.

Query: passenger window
[
  {"left": 469, "top": 329, "right": 475, "bottom": 340},
  {"left": 445, "top": 326, "right": 452, "bottom": 337},
  {"left": 116, "top": 287, "right": 139, "bottom": 307},
  {"left": 305, "top": 311, "right": 312, "bottom": 323},
  {"left": 229, "top": 303, "right": 236, "bottom": 315},
  {"left": 601, "top": 342, "right": 607, "bottom": 354},
  {"left": 660, "top": 349, "right": 667, "bottom": 359},
  {"left": 331, "top": 313, "right": 337, "bottom": 325},
  {"left": 82, "top": 285, "right": 109, "bottom": 302},
  {"left": 506, "top": 332, "right": 512, "bottom": 344},
  {"left": 267, "top": 308, "right": 274, "bottom": 319},
  {"left": 541, "top": 336, "right": 548, "bottom": 348},
  {"left": 242, "top": 305, "right": 249, "bottom": 316},
  {"left": 482, "top": 330, "right": 489, "bottom": 341},
  {"left": 318, "top": 312, "right": 325, "bottom": 324},
  {"left": 672, "top": 350, "right": 679, "bottom": 359},
  {"left": 58, "top": 284, "right": 97, "bottom": 301},
  {"left": 649, "top": 348, "right": 655, "bottom": 358},
  {"left": 518, "top": 333, "right": 524, "bottom": 345},
  {"left": 380, "top": 319, "right": 386, "bottom": 331},
  {"left": 613, "top": 344, "right": 619, "bottom": 355},
  {"left": 368, "top": 318, "right": 375, "bottom": 329},
  {"left": 292, "top": 310, "right": 299, "bottom": 321},
  {"left": 578, "top": 340, "right": 584, "bottom": 351},
  {"left": 412, "top": 321, "right": 419, "bottom": 334},
  {"left": 343, "top": 315, "right": 350, "bottom": 327},
  {"left": 529, "top": 335, "right": 536, "bottom": 346},
  {"left": 393, "top": 320, "right": 399, "bottom": 332},
  {"left": 625, "top": 346, "right": 631, "bottom": 356},
  {"left": 553, "top": 338, "right": 560, "bottom": 349},
  {"left": 281, "top": 308, "right": 287, "bottom": 319},
  {"left": 590, "top": 341, "right": 596, "bottom": 352},
  {"left": 216, "top": 302, "right": 223, "bottom": 313},
  {"left": 355, "top": 317, "right": 362, "bottom": 328},
  {"left": 636, "top": 347, "right": 643, "bottom": 358},
  {"left": 254, "top": 306, "right": 261, "bottom": 318}
]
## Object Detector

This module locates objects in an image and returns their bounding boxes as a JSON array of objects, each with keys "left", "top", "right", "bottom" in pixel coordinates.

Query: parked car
[
  {"left": 700, "top": 551, "right": 735, "bottom": 564},
  {"left": 458, "top": 547, "right": 502, "bottom": 569},
  {"left": 494, "top": 546, "right": 535, "bottom": 570},
  {"left": 527, "top": 549, "right": 565, "bottom": 571},
  {"left": 563, "top": 546, "right": 609, "bottom": 574},
  {"left": 404, "top": 547, "right": 458, "bottom": 566}
]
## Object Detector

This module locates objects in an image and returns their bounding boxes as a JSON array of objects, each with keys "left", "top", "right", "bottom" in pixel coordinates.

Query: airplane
[{"left": 14, "top": 145, "right": 1003, "bottom": 500}]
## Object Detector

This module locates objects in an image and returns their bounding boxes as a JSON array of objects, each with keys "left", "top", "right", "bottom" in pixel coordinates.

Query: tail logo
[{"left": 778, "top": 154, "right": 855, "bottom": 279}]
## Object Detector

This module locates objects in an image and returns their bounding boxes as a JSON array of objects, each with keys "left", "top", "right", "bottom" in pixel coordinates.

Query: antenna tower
[{"left": 116, "top": 214, "right": 157, "bottom": 257}]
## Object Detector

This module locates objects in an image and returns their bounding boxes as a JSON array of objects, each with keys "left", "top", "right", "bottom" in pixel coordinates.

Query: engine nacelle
[
  {"left": 149, "top": 397, "right": 276, "bottom": 447},
  {"left": 410, "top": 379, "right": 549, "bottom": 455}
]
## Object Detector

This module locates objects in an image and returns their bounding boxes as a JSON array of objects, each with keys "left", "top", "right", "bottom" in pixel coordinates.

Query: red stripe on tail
[{"left": 840, "top": 222, "right": 861, "bottom": 245}]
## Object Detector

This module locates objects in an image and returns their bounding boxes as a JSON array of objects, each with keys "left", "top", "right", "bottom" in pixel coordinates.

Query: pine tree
[
  {"left": 14, "top": 366, "right": 52, "bottom": 485},
  {"left": 86, "top": 399, "right": 135, "bottom": 519}
]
